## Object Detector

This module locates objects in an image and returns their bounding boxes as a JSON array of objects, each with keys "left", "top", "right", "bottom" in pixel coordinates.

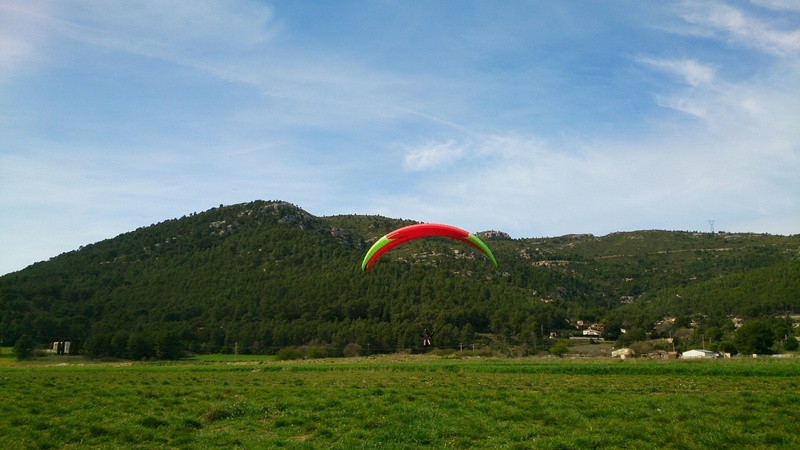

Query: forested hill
[{"left": 2, "top": 200, "right": 799, "bottom": 357}]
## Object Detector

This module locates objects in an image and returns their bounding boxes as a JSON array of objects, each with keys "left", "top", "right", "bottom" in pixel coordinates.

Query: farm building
[{"left": 681, "top": 349, "right": 719, "bottom": 359}]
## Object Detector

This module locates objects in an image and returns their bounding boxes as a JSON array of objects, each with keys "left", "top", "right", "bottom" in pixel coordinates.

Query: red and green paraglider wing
[{"left": 361, "top": 223, "right": 498, "bottom": 272}]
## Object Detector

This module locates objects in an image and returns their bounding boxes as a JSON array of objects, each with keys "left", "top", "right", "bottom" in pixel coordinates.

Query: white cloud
[
  {"left": 640, "top": 1, "right": 800, "bottom": 130},
  {"left": 0, "top": 2, "right": 53, "bottom": 76},
  {"left": 680, "top": 0, "right": 800, "bottom": 56},
  {"left": 656, "top": 96, "right": 709, "bottom": 118},
  {"left": 637, "top": 57, "right": 715, "bottom": 86},
  {"left": 374, "top": 53, "right": 800, "bottom": 236},
  {"left": 402, "top": 140, "right": 465, "bottom": 171},
  {"left": 0, "top": 35, "right": 33, "bottom": 78},
  {"left": 751, "top": 0, "right": 800, "bottom": 13},
  {"left": 2, "top": 0, "right": 799, "bottom": 275},
  {"left": 54, "top": 0, "right": 275, "bottom": 56},
  {"left": 41, "top": 0, "right": 433, "bottom": 126}
]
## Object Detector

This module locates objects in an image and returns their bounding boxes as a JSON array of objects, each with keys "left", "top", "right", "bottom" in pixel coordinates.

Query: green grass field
[
  {"left": 184, "top": 353, "right": 277, "bottom": 363},
  {"left": 2, "top": 355, "right": 799, "bottom": 449}
]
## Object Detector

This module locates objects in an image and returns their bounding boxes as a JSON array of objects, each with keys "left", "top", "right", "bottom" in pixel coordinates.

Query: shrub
[
  {"left": 549, "top": 342, "right": 570, "bottom": 357},
  {"left": 275, "top": 347, "right": 303, "bottom": 361},
  {"left": 343, "top": 343, "right": 363, "bottom": 357},
  {"left": 630, "top": 341, "right": 654, "bottom": 356},
  {"left": 305, "top": 347, "right": 327, "bottom": 359},
  {"left": 431, "top": 348, "right": 456, "bottom": 356},
  {"left": 13, "top": 335, "right": 35, "bottom": 360}
]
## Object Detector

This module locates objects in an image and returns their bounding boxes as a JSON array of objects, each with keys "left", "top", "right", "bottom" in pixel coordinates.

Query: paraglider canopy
[{"left": 361, "top": 223, "right": 498, "bottom": 272}]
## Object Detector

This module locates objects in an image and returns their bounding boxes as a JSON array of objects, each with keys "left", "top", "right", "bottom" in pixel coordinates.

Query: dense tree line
[{"left": 1, "top": 201, "right": 799, "bottom": 359}]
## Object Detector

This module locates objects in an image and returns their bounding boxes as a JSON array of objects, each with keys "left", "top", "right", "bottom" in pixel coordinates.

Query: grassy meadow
[{"left": 2, "top": 353, "right": 800, "bottom": 449}]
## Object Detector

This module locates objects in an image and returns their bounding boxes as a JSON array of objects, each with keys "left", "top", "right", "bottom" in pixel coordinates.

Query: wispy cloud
[
  {"left": 53, "top": 0, "right": 275, "bottom": 58},
  {"left": 679, "top": 0, "right": 800, "bottom": 56},
  {"left": 402, "top": 140, "right": 464, "bottom": 172},
  {"left": 752, "top": 0, "right": 800, "bottom": 13},
  {"left": 637, "top": 57, "right": 715, "bottom": 86},
  {"left": 0, "top": 2, "right": 54, "bottom": 76}
]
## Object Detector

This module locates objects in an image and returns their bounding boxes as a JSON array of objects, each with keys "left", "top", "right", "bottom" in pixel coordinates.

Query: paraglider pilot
[{"left": 421, "top": 329, "right": 433, "bottom": 348}]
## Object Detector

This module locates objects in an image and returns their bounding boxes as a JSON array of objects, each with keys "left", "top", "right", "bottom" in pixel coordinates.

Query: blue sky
[{"left": 1, "top": 0, "right": 799, "bottom": 275}]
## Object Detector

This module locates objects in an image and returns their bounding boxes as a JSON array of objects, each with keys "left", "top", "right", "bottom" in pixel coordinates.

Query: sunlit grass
[{"left": 2, "top": 356, "right": 799, "bottom": 448}]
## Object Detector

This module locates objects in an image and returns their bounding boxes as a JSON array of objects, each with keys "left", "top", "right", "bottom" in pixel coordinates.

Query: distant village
[{"left": 565, "top": 315, "right": 800, "bottom": 360}]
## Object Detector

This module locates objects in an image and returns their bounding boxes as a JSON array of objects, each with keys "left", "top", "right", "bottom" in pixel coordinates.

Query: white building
[
  {"left": 612, "top": 348, "right": 634, "bottom": 358},
  {"left": 681, "top": 349, "right": 718, "bottom": 359}
]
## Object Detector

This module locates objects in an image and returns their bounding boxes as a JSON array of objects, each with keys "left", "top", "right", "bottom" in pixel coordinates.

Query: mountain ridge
[{"left": 2, "top": 200, "right": 798, "bottom": 357}]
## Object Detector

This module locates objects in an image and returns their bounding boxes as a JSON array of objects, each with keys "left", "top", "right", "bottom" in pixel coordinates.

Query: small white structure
[
  {"left": 612, "top": 348, "right": 635, "bottom": 358},
  {"left": 50, "top": 341, "right": 71, "bottom": 355},
  {"left": 682, "top": 349, "right": 718, "bottom": 359}
]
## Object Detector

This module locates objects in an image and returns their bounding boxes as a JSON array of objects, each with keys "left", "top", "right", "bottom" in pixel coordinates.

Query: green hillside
[{"left": 2, "top": 200, "right": 799, "bottom": 357}]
